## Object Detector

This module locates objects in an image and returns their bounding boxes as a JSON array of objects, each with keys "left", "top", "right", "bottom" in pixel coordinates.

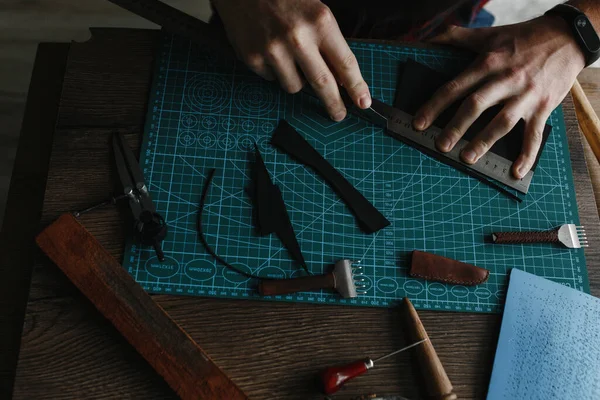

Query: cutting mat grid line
[{"left": 122, "top": 34, "right": 588, "bottom": 313}]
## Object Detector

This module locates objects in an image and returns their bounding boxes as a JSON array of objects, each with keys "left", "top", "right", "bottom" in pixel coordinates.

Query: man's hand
[
  {"left": 212, "top": 0, "right": 372, "bottom": 121},
  {"left": 413, "top": 17, "right": 586, "bottom": 178}
]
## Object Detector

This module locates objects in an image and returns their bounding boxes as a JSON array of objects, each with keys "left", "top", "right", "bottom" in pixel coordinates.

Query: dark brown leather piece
[{"left": 409, "top": 250, "right": 489, "bottom": 286}]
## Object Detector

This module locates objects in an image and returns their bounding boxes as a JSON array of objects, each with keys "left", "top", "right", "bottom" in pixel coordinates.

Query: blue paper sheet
[{"left": 487, "top": 269, "right": 600, "bottom": 399}]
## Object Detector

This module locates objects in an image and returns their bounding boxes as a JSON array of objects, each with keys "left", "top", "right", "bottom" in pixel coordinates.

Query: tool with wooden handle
[
  {"left": 319, "top": 339, "right": 428, "bottom": 395},
  {"left": 258, "top": 259, "right": 365, "bottom": 298},
  {"left": 402, "top": 298, "right": 457, "bottom": 400},
  {"left": 571, "top": 79, "right": 600, "bottom": 163},
  {"left": 492, "top": 224, "right": 588, "bottom": 248},
  {"left": 36, "top": 213, "right": 247, "bottom": 400}
]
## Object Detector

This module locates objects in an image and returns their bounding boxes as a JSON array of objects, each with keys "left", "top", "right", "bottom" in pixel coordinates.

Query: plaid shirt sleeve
[{"left": 400, "top": 0, "right": 491, "bottom": 41}]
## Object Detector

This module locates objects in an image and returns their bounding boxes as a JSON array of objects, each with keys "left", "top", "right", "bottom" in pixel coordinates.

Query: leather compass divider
[{"left": 106, "top": 0, "right": 536, "bottom": 198}]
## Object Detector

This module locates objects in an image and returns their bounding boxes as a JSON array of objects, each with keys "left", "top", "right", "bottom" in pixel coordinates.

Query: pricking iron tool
[
  {"left": 491, "top": 224, "right": 588, "bottom": 248},
  {"left": 75, "top": 134, "right": 168, "bottom": 261},
  {"left": 258, "top": 259, "right": 366, "bottom": 298}
]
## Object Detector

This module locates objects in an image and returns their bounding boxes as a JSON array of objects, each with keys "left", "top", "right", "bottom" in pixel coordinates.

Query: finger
[
  {"left": 460, "top": 100, "right": 525, "bottom": 164},
  {"left": 244, "top": 52, "right": 277, "bottom": 81},
  {"left": 435, "top": 76, "right": 521, "bottom": 153},
  {"left": 414, "top": 55, "right": 504, "bottom": 131},
  {"left": 293, "top": 42, "right": 346, "bottom": 121},
  {"left": 264, "top": 42, "right": 304, "bottom": 92},
  {"left": 320, "top": 33, "right": 371, "bottom": 109},
  {"left": 512, "top": 111, "right": 549, "bottom": 179},
  {"left": 427, "top": 25, "right": 492, "bottom": 51}
]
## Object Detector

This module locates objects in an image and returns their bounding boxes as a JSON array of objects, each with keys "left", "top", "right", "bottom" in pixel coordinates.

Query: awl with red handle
[{"left": 319, "top": 338, "right": 428, "bottom": 395}]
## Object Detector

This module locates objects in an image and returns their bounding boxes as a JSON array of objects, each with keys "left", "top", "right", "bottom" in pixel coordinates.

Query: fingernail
[
  {"left": 517, "top": 165, "right": 528, "bottom": 178},
  {"left": 461, "top": 149, "right": 477, "bottom": 163},
  {"left": 414, "top": 116, "right": 426, "bottom": 130},
  {"left": 332, "top": 110, "right": 346, "bottom": 122},
  {"left": 359, "top": 94, "right": 372, "bottom": 109},
  {"left": 437, "top": 137, "right": 452, "bottom": 152}
]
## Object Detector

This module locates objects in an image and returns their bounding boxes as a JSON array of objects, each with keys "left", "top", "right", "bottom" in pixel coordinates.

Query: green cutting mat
[{"left": 123, "top": 33, "right": 589, "bottom": 313}]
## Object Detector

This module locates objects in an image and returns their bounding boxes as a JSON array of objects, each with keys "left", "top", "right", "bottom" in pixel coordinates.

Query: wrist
[
  {"left": 538, "top": 15, "right": 587, "bottom": 70},
  {"left": 545, "top": 3, "right": 600, "bottom": 67}
]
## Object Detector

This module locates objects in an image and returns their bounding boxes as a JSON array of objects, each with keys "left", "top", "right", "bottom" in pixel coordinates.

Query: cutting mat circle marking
[
  {"left": 202, "top": 116, "right": 218, "bottom": 130},
  {"left": 427, "top": 283, "right": 447, "bottom": 297},
  {"left": 261, "top": 121, "right": 274, "bottom": 133},
  {"left": 474, "top": 287, "right": 492, "bottom": 300},
  {"left": 217, "top": 134, "right": 236, "bottom": 150},
  {"left": 198, "top": 132, "right": 217, "bottom": 148},
  {"left": 257, "top": 266, "right": 286, "bottom": 279},
  {"left": 221, "top": 118, "right": 236, "bottom": 131},
  {"left": 145, "top": 256, "right": 179, "bottom": 279},
  {"left": 242, "top": 120, "right": 255, "bottom": 132},
  {"left": 178, "top": 131, "right": 197, "bottom": 147},
  {"left": 184, "top": 74, "right": 231, "bottom": 113},
  {"left": 234, "top": 82, "right": 276, "bottom": 116},
  {"left": 451, "top": 285, "right": 470, "bottom": 298},
  {"left": 238, "top": 135, "right": 255, "bottom": 151},
  {"left": 290, "top": 270, "right": 305, "bottom": 278},
  {"left": 376, "top": 278, "right": 398, "bottom": 293},
  {"left": 184, "top": 260, "right": 216, "bottom": 281},
  {"left": 495, "top": 290, "right": 506, "bottom": 300},
  {"left": 257, "top": 137, "right": 274, "bottom": 153},
  {"left": 403, "top": 280, "right": 424, "bottom": 296},
  {"left": 222, "top": 264, "right": 252, "bottom": 283},
  {"left": 180, "top": 114, "right": 198, "bottom": 128}
]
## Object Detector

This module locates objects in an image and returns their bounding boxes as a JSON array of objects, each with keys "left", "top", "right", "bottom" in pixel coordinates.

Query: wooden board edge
[{"left": 563, "top": 92, "right": 600, "bottom": 295}]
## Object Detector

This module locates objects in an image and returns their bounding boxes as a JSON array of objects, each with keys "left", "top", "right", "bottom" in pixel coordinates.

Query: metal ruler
[
  {"left": 107, "top": 0, "right": 531, "bottom": 195},
  {"left": 365, "top": 100, "right": 532, "bottom": 194}
]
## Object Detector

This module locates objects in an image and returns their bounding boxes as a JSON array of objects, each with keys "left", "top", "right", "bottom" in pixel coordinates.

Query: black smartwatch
[{"left": 545, "top": 3, "right": 600, "bottom": 67}]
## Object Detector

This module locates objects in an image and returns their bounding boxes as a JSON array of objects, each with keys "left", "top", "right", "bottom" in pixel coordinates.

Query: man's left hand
[{"left": 413, "top": 17, "right": 586, "bottom": 178}]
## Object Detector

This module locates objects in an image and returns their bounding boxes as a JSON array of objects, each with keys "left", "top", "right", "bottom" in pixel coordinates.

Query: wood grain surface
[
  {"left": 10, "top": 29, "right": 600, "bottom": 400},
  {"left": 36, "top": 214, "right": 247, "bottom": 400}
]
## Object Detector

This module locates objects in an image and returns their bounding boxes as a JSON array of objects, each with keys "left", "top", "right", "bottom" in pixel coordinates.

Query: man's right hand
[{"left": 212, "top": 0, "right": 372, "bottom": 121}]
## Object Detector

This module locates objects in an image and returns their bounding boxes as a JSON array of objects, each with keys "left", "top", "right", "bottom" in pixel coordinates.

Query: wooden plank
[
  {"left": 564, "top": 92, "right": 600, "bottom": 295},
  {"left": 10, "top": 29, "right": 600, "bottom": 400},
  {"left": 57, "top": 28, "right": 158, "bottom": 128},
  {"left": 578, "top": 69, "right": 600, "bottom": 218},
  {"left": 35, "top": 214, "right": 247, "bottom": 400},
  {"left": 0, "top": 42, "right": 69, "bottom": 399}
]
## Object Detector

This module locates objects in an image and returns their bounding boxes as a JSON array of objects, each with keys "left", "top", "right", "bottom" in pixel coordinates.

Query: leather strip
[
  {"left": 410, "top": 250, "right": 489, "bottom": 286},
  {"left": 250, "top": 145, "right": 309, "bottom": 274},
  {"left": 492, "top": 230, "right": 560, "bottom": 244},
  {"left": 271, "top": 120, "right": 390, "bottom": 234}
]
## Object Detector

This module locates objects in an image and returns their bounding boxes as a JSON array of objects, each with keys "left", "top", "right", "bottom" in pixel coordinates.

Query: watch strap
[{"left": 545, "top": 3, "right": 600, "bottom": 67}]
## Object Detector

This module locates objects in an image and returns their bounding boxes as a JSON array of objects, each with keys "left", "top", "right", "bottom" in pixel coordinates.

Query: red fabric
[{"left": 400, "top": 0, "right": 491, "bottom": 41}]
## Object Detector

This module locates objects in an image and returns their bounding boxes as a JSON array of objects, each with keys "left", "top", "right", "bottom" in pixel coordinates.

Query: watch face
[{"left": 575, "top": 15, "right": 600, "bottom": 53}]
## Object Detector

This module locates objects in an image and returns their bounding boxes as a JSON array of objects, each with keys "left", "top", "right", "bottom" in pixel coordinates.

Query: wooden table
[{"left": 2, "top": 28, "right": 600, "bottom": 400}]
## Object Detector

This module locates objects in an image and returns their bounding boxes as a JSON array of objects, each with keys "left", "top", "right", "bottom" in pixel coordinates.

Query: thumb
[{"left": 427, "top": 25, "right": 491, "bottom": 51}]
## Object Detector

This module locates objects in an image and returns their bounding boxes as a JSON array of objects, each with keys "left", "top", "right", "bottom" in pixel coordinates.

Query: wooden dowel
[
  {"left": 571, "top": 79, "right": 600, "bottom": 163},
  {"left": 402, "top": 298, "right": 457, "bottom": 400},
  {"left": 35, "top": 213, "right": 247, "bottom": 400}
]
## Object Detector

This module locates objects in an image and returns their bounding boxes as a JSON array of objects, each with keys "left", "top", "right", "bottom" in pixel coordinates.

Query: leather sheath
[{"left": 410, "top": 250, "right": 489, "bottom": 286}]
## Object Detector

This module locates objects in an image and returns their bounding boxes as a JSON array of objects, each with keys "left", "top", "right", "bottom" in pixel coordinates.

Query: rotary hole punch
[{"left": 74, "top": 133, "right": 168, "bottom": 260}]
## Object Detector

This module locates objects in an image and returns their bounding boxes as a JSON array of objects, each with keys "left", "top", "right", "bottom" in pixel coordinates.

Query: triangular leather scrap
[{"left": 410, "top": 250, "right": 489, "bottom": 286}]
